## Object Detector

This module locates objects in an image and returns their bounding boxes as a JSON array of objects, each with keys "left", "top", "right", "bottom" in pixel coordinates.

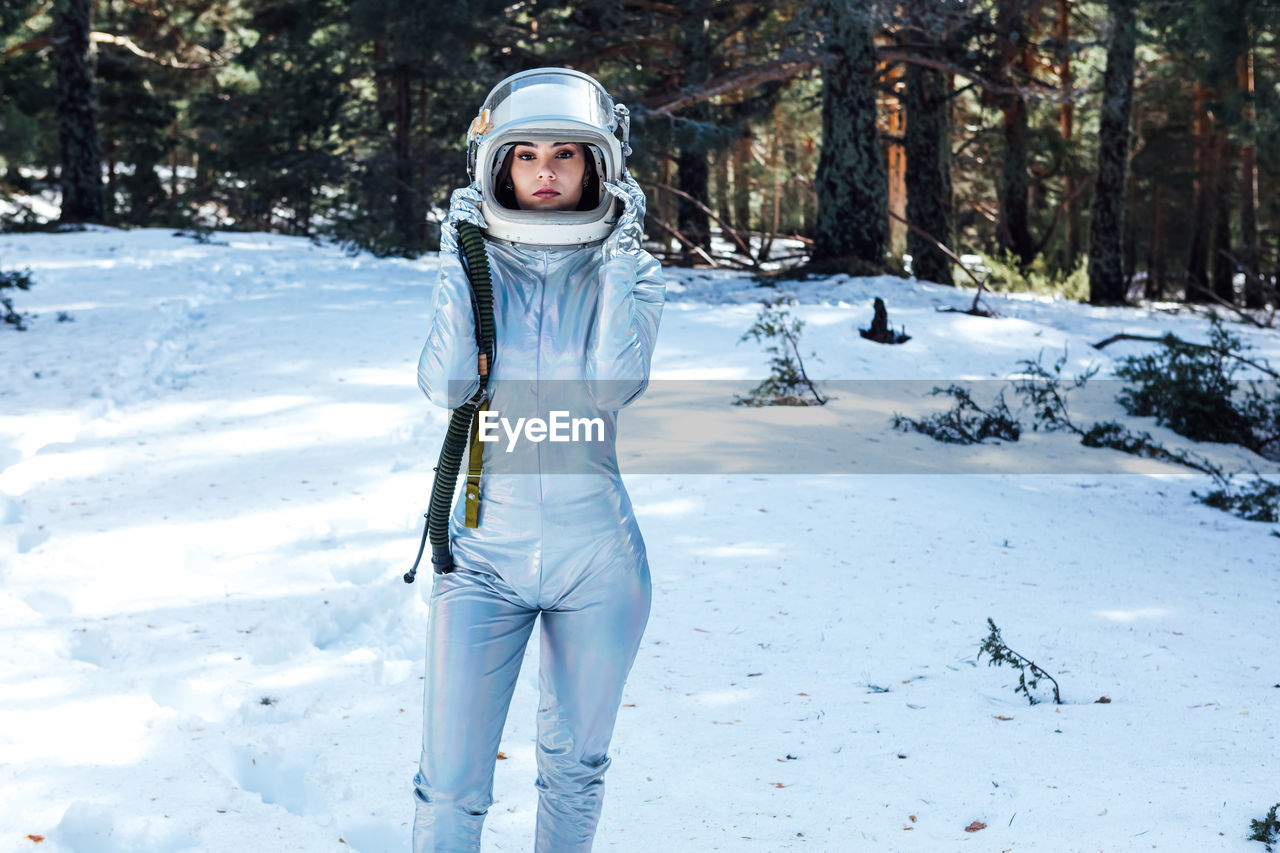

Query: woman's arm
[
  {"left": 417, "top": 248, "right": 481, "bottom": 409},
  {"left": 584, "top": 247, "right": 666, "bottom": 411}
]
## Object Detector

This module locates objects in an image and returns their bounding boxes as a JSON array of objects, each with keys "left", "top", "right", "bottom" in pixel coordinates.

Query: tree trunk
[
  {"left": 1146, "top": 182, "right": 1165, "bottom": 299},
  {"left": 1186, "top": 80, "right": 1212, "bottom": 302},
  {"left": 53, "top": 0, "right": 104, "bottom": 223},
  {"left": 392, "top": 68, "right": 416, "bottom": 249},
  {"left": 1124, "top": 155, "right": 1139, "bottom": 285},
  {"left": 658, "top": 153, "right": 675, "bottom": 255},
  {"left": 1239, "top": 43, "right": 1262, "bottom": 308},
  {"left": 714, "top": 140, "right": 732, "bottom": 235},
  {"left": 675, "top": 11, "right": 713, "bottom": 265},
  {"left": 170, "top": 124, "right": 180, "bottom": 199},
  {"left": 905, "top": 60, "right": 953, "bottom": 285},
  {"left": 996, "top": 0, "right": 1034, "bottom": 267},
  {"left": 1057, "top": 0, "right": 1080, "bottom": 269},
  {"left": 759, "top": 104, "right": 783, "bottom": 262},
  {"left": 782, "top": 136, "right": 804, "bottom": 234},
  {"left": 1210, "top": 131, "right": 1234, "bottom": 303},
  {"left": 1087, "top": 0, "right": 1137, "bottom": 305},
  {"left": 884, "top": 59, "right": 907, "bottom": 257},
  {"left": 732, "top": 133, "right": 753, "bottom": 233},
  {"left": 811, "top": 0, "right": 888, "bottom": 271},
  {"left": 105, "top": 114, "right": 117, "bottom": 219},
  {"left": 676, "top": 111, "right": 711, "bottom": 264}
]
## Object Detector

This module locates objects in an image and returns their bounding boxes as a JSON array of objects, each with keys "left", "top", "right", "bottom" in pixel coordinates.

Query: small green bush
[
  {"left": 978, "top": 250, "right": 1090, "bottom": 302},
  {"left": 895, "top": 343, "right": 1280, "bottom": 524},
  {"left": 1114, "top": 314, "right": 1280, "bottom": 460},
  {"left": 977, "top": 618, "right": 1063, "bottom": 705},
  {"left": 735, "top": 297, "right": 827, "bottom": 407},
  {"left": 1, "top": 267, "right": 34, "bottom": 331},
  {"left": 1193, "top": 476, "right": 1280, "bottom": 524},
  {"left": 1250, "top": 803, "right": 1280, "bottom": 852}
]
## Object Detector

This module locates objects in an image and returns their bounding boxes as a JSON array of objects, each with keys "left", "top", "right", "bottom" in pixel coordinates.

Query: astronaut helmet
[{"left": 467, "top": 67, "right": 631, "bottom": 247}]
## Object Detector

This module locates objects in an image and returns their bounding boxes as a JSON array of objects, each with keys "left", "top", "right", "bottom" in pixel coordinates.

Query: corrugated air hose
[{"left": 404, "top": 221, "right": 495, "bottom": 583}]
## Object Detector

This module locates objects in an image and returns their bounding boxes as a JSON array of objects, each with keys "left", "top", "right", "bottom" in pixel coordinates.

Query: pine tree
[
  {"left": 674, "top": 9, "right": 715, "bottom": 263},
  {"left": 52, "top": 0, "right": 104, "bottom": 222},
  {"left": 345, "top": 0, "right": 513, "bottom": 253},
  {"left": 810, "top": 0, "right": 888, "bottom": 272},
  {"left": 994, "top": 0, "right": 1037, "bottom": 267},
  {"left": 1087, "top": 0, "right": 1138, "bottom": 305},
  {"left": 97, "top": 43, "right": 175, "bottom": 224},
  {"left": 901, "top": 0, "right": 968, "bottom": 286},
  {"left": 189, "top": 0, "right": 350, "bottom": 234}
]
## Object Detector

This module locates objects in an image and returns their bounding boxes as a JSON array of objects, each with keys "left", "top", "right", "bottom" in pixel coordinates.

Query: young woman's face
[{"left": 509, "top": 141, "right": 587, "bottom": 211}]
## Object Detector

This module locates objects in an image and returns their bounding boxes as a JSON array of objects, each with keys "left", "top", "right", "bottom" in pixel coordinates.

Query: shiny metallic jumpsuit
[{"left": 412, "top": 233, "right": 666, "bottom": 852}]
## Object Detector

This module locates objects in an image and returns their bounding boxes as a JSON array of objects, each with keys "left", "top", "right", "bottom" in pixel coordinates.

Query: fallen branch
[
  {"left": 886, "top": 208, "right": 996, "bottom": 316},
  {"left": 636, "top": 178, "right": 755, "bottom": 260},
  {"left": 1091, "top": 331, "right": 1280, "bottom": 380},
  {"left": 647, "top": 249, "right": 757, "bottom": 271},
  {"left": 887, "top": 209, "right": 982, "bottom": 289},
  {"left": 646, "top": 214, "right": 719, "bottom": 268},
  {"left": 1184, "top": 277, "right": 1275, "bottom": 330},
  {"left": 1212, "top": 249, "right": 1279, "bottom": 328}
]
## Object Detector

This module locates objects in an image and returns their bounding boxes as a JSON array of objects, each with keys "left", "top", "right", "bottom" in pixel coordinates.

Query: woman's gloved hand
[
  {"left": 439, "top": 181, "right": 488, "bottom": 255},
  {"left": 602, "top": 170, "right": 647, "bottom": 262}
]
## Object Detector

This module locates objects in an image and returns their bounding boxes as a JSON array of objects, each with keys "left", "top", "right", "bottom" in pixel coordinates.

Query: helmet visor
[{"left": 485, "top": 71, "right": 617, "bottom": 135}]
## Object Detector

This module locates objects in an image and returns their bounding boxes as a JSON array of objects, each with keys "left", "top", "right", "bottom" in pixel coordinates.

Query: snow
[{"left": 1, "top": 225, "right": 1278, "bottom": 852}]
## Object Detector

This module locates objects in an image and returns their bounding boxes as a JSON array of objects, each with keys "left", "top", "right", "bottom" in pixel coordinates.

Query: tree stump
[{"left": 859, "top": 297, "right": 911, "bottom": 344}]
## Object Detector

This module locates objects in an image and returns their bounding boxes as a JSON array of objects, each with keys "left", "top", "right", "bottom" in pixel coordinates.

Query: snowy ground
[{"left": 1, "top": 226, "right": 1277, "bottom": 852}]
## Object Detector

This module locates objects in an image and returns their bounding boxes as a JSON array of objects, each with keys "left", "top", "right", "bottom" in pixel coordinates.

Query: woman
[{"left": 412, "top": 68, "right": 666, "bottom": 853}]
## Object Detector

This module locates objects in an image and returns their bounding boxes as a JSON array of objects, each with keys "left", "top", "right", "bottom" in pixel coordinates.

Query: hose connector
[{"left": 615, "top": 103, "right": 632, "bottom": 160}]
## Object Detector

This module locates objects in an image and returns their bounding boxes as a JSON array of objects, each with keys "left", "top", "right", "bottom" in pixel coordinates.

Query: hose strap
[{"left": 464, "top": 397, "right": 488, "bottom": 528}]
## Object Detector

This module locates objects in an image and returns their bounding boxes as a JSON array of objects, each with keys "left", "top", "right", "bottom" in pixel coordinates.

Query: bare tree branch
[
  {"left": 887, "top": 207, "right": 987, "bottom": 291},
  {"left": 636, "top": 177, "right": 755, "bottom": 260},
  {"left": 1092, "top": 331, "right": 1280, "bottom": 376},
  {"left": 879, "top": 49, "right": 1085, "bottom": 104},
  {"left": 639, "top": 57, "right": 820, "bottom": 115},
  {"left": 2, "top": 35, "right": 49, "bottom": 62},
  {"left": 646, "top": 214, "right": 721, "bottom": 268},
  {"left": 90, "top": 32, "right": 217, "bottom": 69}
]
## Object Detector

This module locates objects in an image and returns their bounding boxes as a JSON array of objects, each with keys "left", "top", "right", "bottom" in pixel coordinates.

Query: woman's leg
[
  {"left": 532, "top": 560, "right": 652, "bottom": 853},
  {"left": 413, "top": 570, "right": 538, "bottom": 853}
]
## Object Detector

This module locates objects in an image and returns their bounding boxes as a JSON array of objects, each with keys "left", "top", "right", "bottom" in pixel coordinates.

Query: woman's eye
[
  {"left": 556, "top": 150, "right": 574, "bottom": 158},
  {"left": 517, "top": 153, "right": 534, "bottom": 161}
]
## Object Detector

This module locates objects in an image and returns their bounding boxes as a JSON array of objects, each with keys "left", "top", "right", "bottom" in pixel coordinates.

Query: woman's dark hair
[{"left": 494, "top": 142, "right": 600, "bottom": 211}]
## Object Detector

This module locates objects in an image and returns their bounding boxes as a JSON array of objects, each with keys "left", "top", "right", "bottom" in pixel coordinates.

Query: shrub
[
  {"left": 1193, "top": 475, "right": 1280, "bottom": 524},
  {"left": 978, "top": 250, "right": 1090, "bottom": 302},
  {"left": 1250, "top": 803, "right": 1280, "bottom": 852},
  {"left": 977, "top": 618, "right": 1063, "bottom": 705},
  {"left": 1113, "top": 314, "right": 1280, "bottom": 460},
  {"left": 734, "top": 296, "right": 827, "bottom": 407},
  {"left": 1, "top": 267, "right": 34, "bottom": 331},
  {"left": 895, "top": 344, "right": 1280, "bottom": 524}
]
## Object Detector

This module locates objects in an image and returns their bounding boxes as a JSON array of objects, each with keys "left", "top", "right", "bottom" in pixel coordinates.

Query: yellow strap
[{"left": 464, "top": 398, "right": 488, "bottom": 528}]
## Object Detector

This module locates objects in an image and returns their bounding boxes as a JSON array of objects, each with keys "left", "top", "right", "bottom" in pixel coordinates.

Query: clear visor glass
[
  {"left": 487, "top": 137, "right": 610, "bottom": 214},
  {"left": 485, "top": 72, "right": 616, "bottom": 133}
]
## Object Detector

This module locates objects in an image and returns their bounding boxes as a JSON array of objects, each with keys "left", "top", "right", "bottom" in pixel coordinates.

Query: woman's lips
[{"left": 534, "top": 189, "right": 559, "bottom": 197}]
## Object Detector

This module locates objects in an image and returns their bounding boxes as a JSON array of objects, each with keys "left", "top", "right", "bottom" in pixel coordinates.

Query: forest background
[{"left": 3, "top": 0, "right": 1279, "bottom": 309}]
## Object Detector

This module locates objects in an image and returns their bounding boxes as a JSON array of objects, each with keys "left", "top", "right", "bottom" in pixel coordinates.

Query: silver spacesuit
[{"left": 411, "top": 68, "right": 666, "bottom": 853}]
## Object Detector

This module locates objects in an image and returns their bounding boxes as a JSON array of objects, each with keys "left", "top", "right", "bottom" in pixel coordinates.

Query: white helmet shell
[{"left": 467, "top": 67, "right": 632, "bottom": 247}]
